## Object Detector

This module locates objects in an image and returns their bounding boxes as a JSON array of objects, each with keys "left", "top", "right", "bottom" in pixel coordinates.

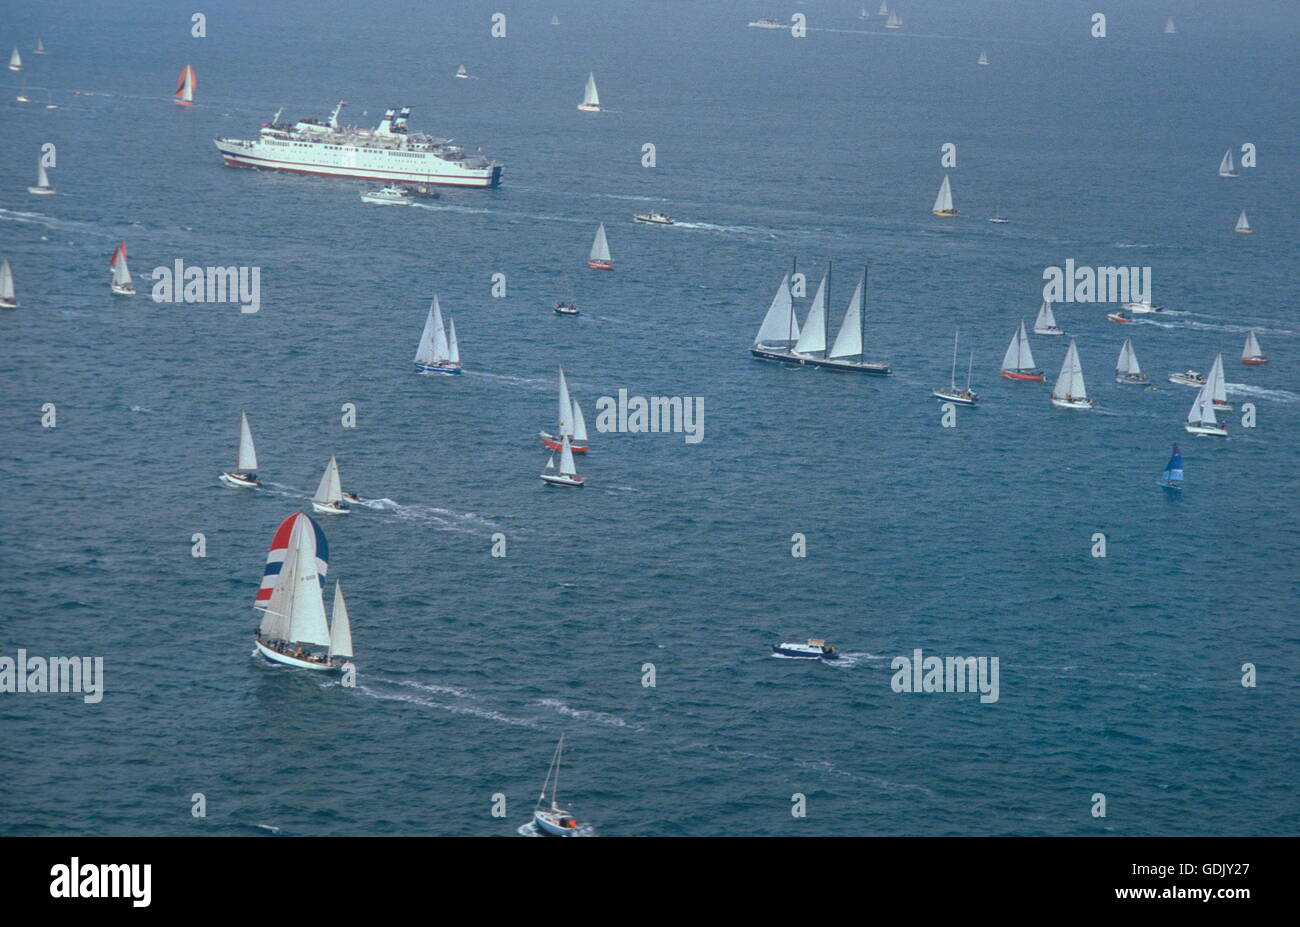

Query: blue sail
[{"left": 1160, "top": 444, "right": 1183, "bottom": 486}]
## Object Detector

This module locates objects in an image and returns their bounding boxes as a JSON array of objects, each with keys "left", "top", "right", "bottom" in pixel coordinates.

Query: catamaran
[
  {"left": 588, "top": 223, "right": 614, "bottom": 269},
  {"left": 554, "top": 270, "right": 579, "bottom": 315},
  {"left": 1114, "top": 337, "right": 1148, "bottom": 384},
  {"left": 311, "top": 456, "right": 350, "bottom": 515},
  {"left": 540, "top": 367, "right": 589, "bottom": 454},
  {"left": 219, "top": 411, "right": 261, "bottom": 487},
  {"left": 578, "top": 73, "right": 602, "bottom": 113},
  {"left": 978, "top": 50, "right": 989, "bottom": 66},
  {"left": 252, "top": 513, "right": 355, "bottom": 672},
  {"left": 8, "top": 48, "right": 21, "bottom": 72},
  {"left": 1206, "top": 353, "right": 1232, "bottom": 412},
  {"left": 932, "top": 174, "right": 958, "bottom": 217},
  {"left": 1218, "top": 148, "right": 1239, "bottom": 178},
  {"left": 1000, "top": 320, "right": 1044, "bottom": 381},
  {"left": 1185, "top": 385, "right": 1227, "bottom": 437},
  {"left": 1158, "top": 444, "right": 1183, "bottom": 491},
  {"left": 533, "top": 735, "right": 583, "bottom": 836},
  {"left": 540, "top": 435, "right": 584, "bottom": 487},
  {"left": 455, "top": 64, "right": 469, "bottom": 79},
  {"left": 0, "top": 258, "right": 17, "bottom": 309},
  {"left": 28, "top": 157, "right": 54, "bottom": 196},
  {"left": 1234, "top": 210, "right": 1252, "bottom": 234},
  {"left": 1032, "top": 299, "right": 1063, "bottom": 336},
  {"left": 413, "top": 294, "right": 462, "bottom": 374},
  {"left": 933, "top": 329, "right": 978, "bottom": 405},
  {"left": 174, "top": 64, "right": 196, "bottom": 106},
  {"left": 110, "top": 243, "right": 136, "bottom": 296},
  {"left": 1050, "top": 338, "right": 1094, "bottom": 410},
  {"left": 1241, "top": 330, "right": 1267, "bottom": 365}
]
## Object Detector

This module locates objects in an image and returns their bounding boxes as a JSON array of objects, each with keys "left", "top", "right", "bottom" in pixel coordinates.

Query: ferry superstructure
[{"left": 214, "top": 101, "right": 502, "bottom": 188}]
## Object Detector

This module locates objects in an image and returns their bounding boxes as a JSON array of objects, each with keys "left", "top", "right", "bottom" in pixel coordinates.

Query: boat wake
[
  {"left": 535, "top": 698, "right": 645, "bottom": 732},
  {"left": 387, "top": 502, "right": 499, "bottom": 533},
  {"left": 670, "top": 220, "right": 772, "bottom": 237},
  {"left": 355, "top": 680, "right": 538, "bottom": 728},
  {"left": 1224, "top": 383, "right": 1300, "bottom": 404},
  {"left": 1133, "top": 317, "right": 1295, "bottom": 336}
]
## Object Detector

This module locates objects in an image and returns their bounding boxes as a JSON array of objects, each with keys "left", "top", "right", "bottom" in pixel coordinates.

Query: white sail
[
  {"left": 237, "top": 411, "right": 258, "bottom": 471},
  {"left": 431, "top": 295, "right": 450, "bottom": 362},
  {"left": 582, "top": 73, "right": 600, "bottom": 108},
  {"left": 754, "top": 273, "right": 800, "bottom": 345},
  {"left": 559, "top": 436, "right": 578, "bottom": 477},
  {"left": 328, "top": 581, "right": 353, "bottom": 659},
  {"left": 1033, "top": 299, "right": 1058, "bottom": 332},
  {"left": 1242, "top": 330, "right": 1262, "bottom": 360},
  {"left": 0, "top": 258, "right": 14, "bottom": 302},
  {"left": 978, "top": 51, "right": 989, "bottom": 65},
  {"left": 1165, "top": 17, "right": 1176, "bottom": 34},
  {"left": 1001, "top": 320, "right": 1036, "bottom": 370},
  {"left": 314, "top": 456, "right": 343, "bottom": 504},
  {"left": 456, "top": 64, "right": 468, "bottom": 77},
  {"left": 879, "top": 2, "right": 889, "bottom": 14},
  {"left": 9, "top": 48, "right": 21, "bottom": 72},
  {"left": 262, "top": 516, "right": 330, "bottom": 646},
  {"left": 1116, "top": 337, "right": 1141, "bottom": 375},
  {"left": 589, "top": 223, "right": 611, "bottom": 263},
  {"left": 545, "top": 453, "right": 556, "bottom": 471},
  {"left": 414, "top": 303, "right": 437, "bottom": 364},
  {"left": 1188, "top": 385, "right": 1217, "bottom": 425},
  {"left": 572, "top": 399, "right": 588, "bottom": 442},
  {"left": 557, "top": 368, "right": 574, "bottom": 436},
  {"left": 35, "top": 159, "right": 50, "bottom": 190},
  {"left": 933, "top": 175, "right": 954, "bottom": 213},
  {"left": 447, "top": 316, "right": 461, "bottom": 365},
  {"left": 792, "top": 274, "right": 828, "bottom": 355},
  {"left": 35, "top": 39, "right": 44, "bottom": 54},
  {"left": 1208, "top": 354, "right": 1228, "bottom": 405},
  {"left": 1235, "top": 210, "right": 1250, "bottom": 232},
  {"left": 1219, "top": 149, "right": 1236, "bottom": 176},
  {"left": 828, "top": 276, "right": 863, "bottom": 359},
  {"left": 111, "top": 244, "right": 132, "bottom": 287},
  {"left": 1053, "top": 339, "right": 1087, "bottom": 399}
]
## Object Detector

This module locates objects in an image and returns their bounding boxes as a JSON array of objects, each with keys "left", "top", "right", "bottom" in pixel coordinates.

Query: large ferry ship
[{"left": 213, "top": 101, "right": 502, "bottom": 188}]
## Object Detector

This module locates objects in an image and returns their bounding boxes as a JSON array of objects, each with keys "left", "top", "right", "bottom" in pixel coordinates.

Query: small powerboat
[
  {"left": 1106, "top": 309, "right": 1132, "bottom": 323},
  {"left": 554, "top": 301, "right": 580, "bottom": 316},
  {"left": 633, "top": 212, "right": 674, "bottom": 225},
  {"left": 1168, "top": 370, "right": 1205, "bottom": 388},
  {"left": 773, "top": 638, "right": 839, "bottom": 660},
  {"left": 361, "top": 185, "right": 413, "bottom": 206},
  {"left": 1122, "top": 300, "right": 1162, "bottom": 314}
]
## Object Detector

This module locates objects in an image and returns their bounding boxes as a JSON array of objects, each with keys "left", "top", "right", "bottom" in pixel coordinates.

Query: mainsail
[
  {"left": 559, "top": 436, "right": 578, "bottom": 477},
  {"left": 1208, "top": 354, "right": 1229, "bottom": 405},
  {"left": 1053, "top": 338, "right": 1087, "bottom": 399},
  {"left": 1116, "top": 337, "right": 1141, "bottom": 376},
  {"left": 313, "top": 456, "right": 344, "bottom": 505},
  {"left": 557, "top": 368, "right": 574, "bottom": 436},
  {"left": 414, "top": 302, "right": 438, "bottom": 365},
  {"left": 933, "top": 175, "right": 954, "bottom": 213},
  {"left": 582, "top": 73, "right": 600, "bottom": 108},
  {"left": 110, "top": 243, "right": 132, "bottom": 287},
  {"left": 0, "top": 258, "right": 15, "bottom": 303},
  {"left": 1001, "top": 321, "right": 1036, "bottom": 371},
  {"left": 1188, "top": 385, "right": 1218, "bottom": 426},
  {"left": 236, "top": 411, "right": 258, "bottom": 471},
  {"left": 1219, "top": 149, "right": 1236, "bottom": 176},
  {"left": 589, "top": 223, "right": 611, "bottom": 263},
  {"left": 328, "top": 581, "right": 353, "bottom": 659},
  {"left": 828, "top": 275, "right": 864, "bottom": 359},
  {"left": 174, "top": 64, "right": 196, "bottom": 103},
  {"left": 1033, "top": 299, "right": 1058, "bottom": 332},
  {"left": 1242, "top": 330, "right": 1262, "bottom": 360},
  {"left": 754, "top": 273, "right": 800, "bottom": 346},
  {"left": 256, "top": 513, "right": 330, "bottom": 645},
  {"left": 34, "top": 159, "right": 51, "bottom": 190},
  {"left": 792, "top": 273, "right": 828, "bottom": 356}
]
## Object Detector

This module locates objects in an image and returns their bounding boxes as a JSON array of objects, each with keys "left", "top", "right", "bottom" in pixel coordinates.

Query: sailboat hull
[
  {"left": 1032, "top": 327, "right": 1063, "bottom": 336},
  {"left": 587, "top": 260, "right": 614, "bottom": 270},
  {"left": 111, "top": 284, "right": 136, "bottom": 296},
  {"left": 541, "top": 473, "right": 584, "bottom": 487},
  {"left": 534, "top": 810, "right": 579, "bottom": 835},
  {"left": 932, "top": 389, "right": 978, "bottom": 406},
  {"left": 1115, "top": 374, "right": 1149, "bottom": 385},
  {"left": 540, "top": 432, "right": 588, "bottom": 454},
  {"left": 415, "top": 362, "right": 463, "bottom": 375},
  {"left": 219, "top": 471, "right": 261, "bottom": 488},
  {"left": 1050, "top": 396, "right": 1094, "bottom": 410},
  {"left": 931, "top": 210, "right": 959, "bottom": 217},
  {"left": 1241, "top": 358, "right": 1267, "bottom": 365},
  {"left": 311, "top": 501, "right": 351, "bottom": 515},
  {"left": 750, "top": 348, "right": 891, "bottom": 375},
  {"left": 1185, "top": 423, "right": 1228, "bottom": 437},
  {"left": 27, "top": 187, "right": 54, "bottom": 196},
  {"left": 577, "top": 104, "right": 601, "bottom": 113},
  {"left": 0, "top": 299, "right": 18, "bottom": 309},
  {"left": 1000, "top": 370, "right": 1045, "bottom": 382},
  {"left": 254, "top": 637, "right": 341, "bottom": 672}
]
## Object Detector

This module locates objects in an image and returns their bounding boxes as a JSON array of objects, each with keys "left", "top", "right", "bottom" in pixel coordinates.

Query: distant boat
[
  {"left": 455, "top": 64, "right": 469, "bottom": 79},
  {"left": 885, "top": 10, "right": 903, "bottom": 29},
  {"left": 219, "top": 411, "right": 261, "bottom": 487},
  {"left": 989, "top": 207, "right": 1009, "bottom": 224},
  {"left": 761, "top": 263, "right": 891, "bottom": 375},
  {"left": 1241, "top": 330, "right": 1267, "bottom": 365},
  {"left": 8, "top": 48, "right": 21, "bottom": 72},
  {"left": 773, "top": 638, "right": 839, "bottom": 660},
  {"left": 932, "top": 174, "right": 958, "bottom": 217},
  {"left": 110, "top": 243, "right": 136, "bottom": 296},
  {"left": 252, "top": 513, "right": 355, "bottom": 672},
  {"left": 860, "top": 7, "right": 871, "bottom": 19},
  {"left": 633, "top": 211, "right": 674, "bottom": 225},
  {"left": 1218, "top": 148, "right": 1239, "bottom": 178},
  {"left": 1049, "top": 338, "right": 1094, "bottom": 410},
  {"left": 748, "top": 18, "right": 788, "bottom": 30},
  {"left": 413, "top": 294, "right": 463, "bottom": 374},
  {"left": 174, "top": 64, "right": 196, "bottom": 106},
  {"left": 533, "top": 735, "right": 583, "bottom": 836},
  {"left": 1114, "top": 337, "right": 1148, "bottom": 384},
  {"left": 540, "top": 435, "right": 584, "bottom": 487},
  {"left": 551, "top": 15, "right": 560, "bottom": 26},
  {"left": 1157, "top": 444, "right": 1183, "bottom": 491},
  {"left": 311, "top": 456, "right": 350, "bottom": 515},
  {"left": 879, "top": 1, "right": 889, "bottom": 14},
  {"left": 554, "top": 270, "right": 580, "bottom": 315},
  {"left": 27, "top": 157, "right": 54, "bottom": 196},
  {"left": 541, "top": 367, "right": 589, "bottom": 454},
  {"left": 0, "top": 257, "right": 17, "bottom": 309},
  {"left": 999, "top": 320, "right": 1044, "bottom": 381},
  {"left": 978, "top": 50, "right": 989, "bottom": 66},
  {"left": 1234, "top": 210, "right": 1252, "bottom": 234},
  {"left": 16, "top": 80, "right": 29, "bottom": 103},
  {"left": 588, "top": 222, "right": 614, "bottom": 269},
  {"left": 1206, "top": 353, "right": 1232, "bottom": 412},
  {"left": 578, "top": 72, "right": 601, "bottom": 113},
  {"left": 34, "top": 39, "right": 46, "bottom": 55},
  {"left": 360, "top": 184, "right": 414, "bottom": 206},
  {"left": 1185, "top": 384, "right": 1227, "bottom": 437},
  {"left": 1168, "top": 369, "right": 1205, "bottom": 388},
  {"left": 1122, "top": 299, "right": 1162, "bottom": 314},
  {"left": 933, "top": 329, "right": 979, "bottom": 406},
  {"left": 1032, "top": 299, "right": 1063, "bottom": 336},
  {"left": 1165, "top": 17, "right": 1177, "bottom": 35}
]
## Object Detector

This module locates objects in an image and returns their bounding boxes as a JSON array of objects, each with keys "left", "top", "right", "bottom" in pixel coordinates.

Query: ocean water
[{"left": 0, "top": 0, "right": 1296, "bottom": 836}]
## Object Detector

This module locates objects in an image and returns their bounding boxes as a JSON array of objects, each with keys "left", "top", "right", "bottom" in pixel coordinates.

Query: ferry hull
[
  {"left": 214, "top": 140, "right": 502, "bottom": 189},
  {"left": 1000, "top": 370, "right": 1045, "bottom": 382},
  {"left": 254, "top": 637, "right": 341, "bottom": 672}
]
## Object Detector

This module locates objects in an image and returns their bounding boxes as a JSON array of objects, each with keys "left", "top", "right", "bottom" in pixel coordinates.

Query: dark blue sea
[{"left": 1, "top": 0, "right": 1296, "bottom": 836}]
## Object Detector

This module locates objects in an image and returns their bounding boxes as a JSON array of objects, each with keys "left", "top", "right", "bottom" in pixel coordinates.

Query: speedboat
[
  {"left": 1105, "top": 309, "right": 1132, "bottom": 323},
  {"left": 633, "top": 212, "right": 675, "bottom": 225},
  {"left": 342, "top": 491, "right": 364, "bottom": 505},
  {"left": 554, "top": 301, "right": 580, "bottom": 316},
  {"left": 219, "top": 470, "right": 260, "bottom": 488},
  {"left": 748, "top": 18, "right": 788, "bottom": 29},
  {"left": 360, "top": 184, "right": 413, "bottom": 206},
  {"left": 405, "top": 184, "right": 441, "bottom": 200},
  {"left": 1122, "top": 300, "right": 1162, "bottom": 313},
  {"left": 1168, "top": 370, "right": 1205, "bottom": 388},
  {"left": 773, "top": 638, "right": 839, "bottom": 660}
]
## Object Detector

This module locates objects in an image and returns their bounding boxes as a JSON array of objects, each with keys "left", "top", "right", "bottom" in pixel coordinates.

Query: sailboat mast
[
  {"left": 966, "top": 351, "right": 974, "bottom": 390},
  {"left": 790, "top": 256, "right": 798, "bottom": 344},
  {"left": 553, "top": 734, "right": 563, "bottom": 807},
  {"left": 825, "top": 259, "right": 832, "bottom": 357},
  {"left": 950, "top": 329, "right": 959, "bottom": 389},
  {"left": 860, "top": 264, "right": 868, "bottom": 362}
]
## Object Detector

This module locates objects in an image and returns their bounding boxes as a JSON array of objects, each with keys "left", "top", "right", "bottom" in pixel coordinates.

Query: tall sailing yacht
[
  {"left": 1049, "top": 338, "right": 1094, "bottom": 409},
  {"left": 931, "top": 175, "right": 958, "bottom": 217},
  {"left": 540, "top": 367, "right": 590, "bottom": 453},
  {"left": 999, "top": 320, "right": 1044, "bottom": 381},
  {"left": 8, "top": 48, "right": 21, "bottom": 72},
  {"left": 27, "top": 157, "right": 54, "bottom": 196},
  {"left": 750, "top": 271, "right": 801, "bottom": 362},
  {"left": 577, "top": 73, "right": 602, "bottom": 113},
  {"left": 311, "top": 456, "right": 350, "bottom": 515},
  {"left": 1241, "top": 330, "right": 1267, "bottom": 365},
  {"left": 1185, "top": 385, "right": 1227, "bottom": 437},
  {"left": 413, "top": 294, "right": 463, "bottom": 374},
  {"left": 1032, "top": 299, "right": 1063, "bottom": 336},
  {"left": 1114, "top": 337, "right": 1148, "bottom": 385},
  {"left": 1218, "top": 149, "right": 1239, "bottom": 178},
  {"left": 0, "top": 257, "right": 18, "bottom": 309},
  {"left": 763, "top": 264, "right": 891, "bottom": 374},
  {"left": 533, "top": 735, "right": 584, "bottom": 836},
  {"left": 588, "top": 223, "right": 614, "bottom": 269},
  {"left": 219, "top": 411, "right": 261, "bottom": 487},
  {"left": 932, "top": 329, "right": 978, "bottom": 405},
  {"left": 252, "top": 512, "right": 355, "bottom": 671},
  {"left": 109, "top": 243, "right": 136, "bottom": 296}
]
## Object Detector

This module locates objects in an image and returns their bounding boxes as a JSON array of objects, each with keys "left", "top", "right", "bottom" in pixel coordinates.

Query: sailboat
[
  {"left": 413, "top": 294, "right": 463, "bottom": 374},
  {"left": 1114, "top": 337, "right": 1148, "bottom": 384},
  {"left": 311, "top": 456, "right": 350, "bottom": 515},
  {"left": 34, "top": 39, "right": 46, "bottom": 55},
  {"left": 577, "top": 72, "right": 602, "bottom": 113},
  {"left": 932, "top": 329, "right": 978, "bottom": 405},
  {"left": 860, "top": 7, "right": 871, "bottom": 20},
  {"left": 977, "top": 50, "right": 989, "bottom": 66},
  {"left": 16, "top": 80, "right": 29, "bottom": 103},
  {"left": 554, "top": 270, "right": 579, "bottom": 315},
  {"left": 1049, "top": 338, "right": 1094, "bottom": 410},
  {"left": 931, "top": 174, "right": 958, "bottom": 217},
  {"left": 533, "top": 735, "right": 583, "bottom": 836},
  {"left": 1185, "top": 384, "right": 1227, "bottom": 436},
  {"left": 252, "top": 512, "right": 355, "bottom": 672},
  {"left": 1157, "top": 444, "right": 1183, "bottom": 491},
  {"left": 885, "top": 10, "right": 903, "bottom": 29},
  {"left": 27, "top": 157, "right": 54, "bottom": 196},
  {"left": 1165, "top": 17, "right": 1177, "bottom": 35},
  {"left": 750, "top": 271, "right": 801, "bottom": 361},
  {"left": 8, "top": 48, "right": 21, "bottom": 72},
  {"left": 540, "top": 435, "right": 584, "bottom": 487},
  {"left": 0, "top": 258, "right": 17, "bottom": 309},
  {"left": 587, "top": 223, "right": 614, "bottom": 269},
  {"left": 989, "top": 206, "right": 1009, "bottom": 223},
  {"left": 174, "top": 64, "right": 196, "bottom": 106},
  {"left": 551, "top": 16, "right": 560, "bottom": 26},
  {"left": 1206, "top": 353, "right": 1232, "bottom": 412},
  {"left": 455, "top": 64, "right": 469, "bottom": 79},
  {"left": 1234, "top": 210, "right": 1252, "bottom": 234},
  {"left": 109, "top": 243, "right": 136, "bottom": 296},
  {"left": 1218, "top": 148, "right": 1239, "bottom": 178},
  {"left": 785, "top": 264, "right": 891, "bottom": 374},
  {"left": 999, "top": 320, "right": 1044, "bottom": 380},
  {"left": 879, "top": 2, "right": 889, "bottom": 15},
  {"left": 219, "top": 411, "right": 261, "bottom": 487},
  {"left": 1032, "top": 299, "right": 1063, "bottom": 336},
  {"left": 540, "top": 367, "right": 590, "bottom": 453},
  {"left": 1241, "top": 330, "right": 1267, "bottom": 365}
]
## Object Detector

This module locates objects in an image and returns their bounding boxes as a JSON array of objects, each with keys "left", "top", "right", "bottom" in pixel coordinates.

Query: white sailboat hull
[
  {"left": 1032, "top": 327, "right": 1063, "bottom": 336},
  {"left": 254, "top": 637, "right": 342, "bottom": 672},
  {"left": 1050, "top": 396, "right": 1094, "bottom": 410},
  {"left": 415, "top": 361, "right": 463, "bottom": 375},
  {"left": 577, "top": 103, "right": 601, "bottom": 113},
  {"left": 1185, "top": 423, "right": 1228, "bottom": 437},
  {"left": 219, "top": 471, "right": 260, "bottom": 488},
  {"left": 311, "top": 500, "right": 351, "bottom": 515},
  {"left": 541, "top": 473, "right": 584, "bottom": 487},
  {"left": 111, "top": 283, "right": 136, "bottom": 296},
  {"left": 27, "top": 187, "right": 54, "bottom": 196},
  {"left": 533, "top": 809, "right": 579, "bottom": 836}
]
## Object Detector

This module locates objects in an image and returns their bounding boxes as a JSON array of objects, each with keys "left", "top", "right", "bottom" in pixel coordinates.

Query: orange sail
[
  {"left": 174, "top": 65, "right": 195, "bottom": 104},
  {"left": 110, "top": 242, "right": 127, "bottom": 266}
]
